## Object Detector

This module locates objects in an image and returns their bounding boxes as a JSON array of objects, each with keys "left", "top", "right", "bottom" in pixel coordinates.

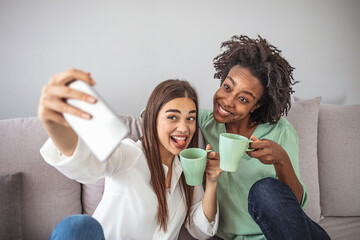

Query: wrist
[{"left": 205, "top": 178, "right": 218, "bottom": 189}]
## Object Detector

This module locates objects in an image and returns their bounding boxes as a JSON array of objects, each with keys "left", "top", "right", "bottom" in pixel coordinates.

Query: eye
[
  {"left": 223, "top": 84, "right": 230, "bottom": 92},
  {"left": 239, "top": 97, "right": 248, "bottom": 103},
  {"left": 187, "top": 116, "right": 196, "bottom": 121},
  {"left": 167, "top": 115, "right": 177, "bottom": 120}
]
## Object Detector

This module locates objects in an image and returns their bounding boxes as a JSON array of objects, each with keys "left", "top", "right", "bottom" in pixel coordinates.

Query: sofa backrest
[
  {"left": 0, "top": 118, "right": 82, "bottom": 240},
  {"left": 317, "top": 104, "right": 360, "bottom": 217}
]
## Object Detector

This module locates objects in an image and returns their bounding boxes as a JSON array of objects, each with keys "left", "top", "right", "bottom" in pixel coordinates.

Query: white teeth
[
  {"left": 172, "top": 136, "right": 186, "bottom": 140},
  {"left": 219, "top": 106, "right": 231, "bottom": 115}
]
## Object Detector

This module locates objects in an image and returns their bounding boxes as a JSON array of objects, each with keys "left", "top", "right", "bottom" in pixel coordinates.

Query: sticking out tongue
[{"left": 171, "top": 137, "right": 186, "bottom": 148}]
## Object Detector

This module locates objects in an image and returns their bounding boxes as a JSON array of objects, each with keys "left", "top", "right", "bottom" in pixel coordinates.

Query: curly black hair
[{"left": 213, "top": 35, "right": 298, "bottom": 125}]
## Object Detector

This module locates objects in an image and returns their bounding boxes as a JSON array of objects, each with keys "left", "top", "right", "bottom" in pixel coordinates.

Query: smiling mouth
[
  {"left": 218, "top": 105, "right": 232, "bottom": 116},
  {"left": 171, "top": 136, "right": 187, "bottom": 148}
]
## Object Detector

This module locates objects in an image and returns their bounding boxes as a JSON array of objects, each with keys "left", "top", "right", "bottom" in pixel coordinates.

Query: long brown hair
[{"left": 141, "top": 79, "right": 199, "bottom": 232}]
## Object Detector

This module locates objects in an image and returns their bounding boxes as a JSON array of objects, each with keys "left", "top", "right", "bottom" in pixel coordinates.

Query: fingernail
[
  {"left": 87, "top": 96, "right": 97, "bottom": 103},
  {"left": 90, "top": 78, "right": 96, "bottom": 85},
  {"left": 81, "top": 113, "right": 91, "bottom": 119}
]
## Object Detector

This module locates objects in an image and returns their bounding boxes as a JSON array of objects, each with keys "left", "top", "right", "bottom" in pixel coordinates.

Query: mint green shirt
[{"left": 198, "top": 109, "right": 308, "bottom": 240}]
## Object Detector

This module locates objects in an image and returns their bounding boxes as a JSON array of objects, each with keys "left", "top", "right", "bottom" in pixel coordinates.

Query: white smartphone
[{"left": 63, "top": 80, "right": 129, "bottom": 162}]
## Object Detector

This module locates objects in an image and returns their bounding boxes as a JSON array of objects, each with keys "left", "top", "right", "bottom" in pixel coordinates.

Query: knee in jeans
[
  {"left": 60, "top": 214, "right": 101, "bottom": 232},
  {"left": 249, "top": 178, "right": 279, "bottom": 202}
]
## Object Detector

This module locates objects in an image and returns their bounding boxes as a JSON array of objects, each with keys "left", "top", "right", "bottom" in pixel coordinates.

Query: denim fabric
[
  {"left": 49, "top": 214, "right": 105, "bottom": 240},
  {"left": 248, "top": 178, "right": 330, "bottom": 240}
]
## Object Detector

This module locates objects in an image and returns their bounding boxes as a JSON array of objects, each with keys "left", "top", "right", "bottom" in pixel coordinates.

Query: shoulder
[
  {"left": 276, "top": 118, "right": 296, "bottom": 131},
  {"left": 198, "top": 108, "right": 214, "bottom": 127},
  {"left": 117, "top": 138, "right": 144, "bottom": 154},
  {"left": 257, "top": 118, "right": 298, "bottom": 142},
  {"left": 273, "top": 118, "right": 299, "bottom": 143},
  {"left": 199, "top": 108, "right": 213, "bottom": 118}
]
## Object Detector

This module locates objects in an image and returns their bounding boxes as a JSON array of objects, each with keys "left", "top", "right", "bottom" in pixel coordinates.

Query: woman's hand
[
  {"left": 205, "top": 144, "right": 224, "bottom": 183},
  {"left": 38, "top": 68, "right": 96, "bottom": 156},
  {"left": 38, "top": 68, "right": 97, "bottom": 127},
  {"left": 246, "top": 136, "right": 290, "bottom": 166},
  {"left": 247, "top": 136, "right": 304, "bottom": 203}
]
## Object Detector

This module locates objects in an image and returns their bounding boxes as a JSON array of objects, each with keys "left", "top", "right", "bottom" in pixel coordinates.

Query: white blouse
[{"left": 40, "top": 138, "right": 219, "bottom": 240}]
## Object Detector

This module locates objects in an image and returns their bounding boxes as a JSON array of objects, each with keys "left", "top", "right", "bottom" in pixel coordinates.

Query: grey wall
[{"left": 1, "top": 0, "right": 359, "bottom": 119}]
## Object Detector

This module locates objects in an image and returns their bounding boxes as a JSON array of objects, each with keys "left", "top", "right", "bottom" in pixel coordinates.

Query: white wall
[{"left": 1, "top": 0, "right": 359, "bottom": 119}]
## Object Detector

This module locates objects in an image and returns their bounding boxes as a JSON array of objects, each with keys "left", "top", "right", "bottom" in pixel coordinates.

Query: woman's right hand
[
  {"left": 38, "top": 68, "right": 97, "bottom": 156},
  {"left": 38, "top": 68, "right": 97, "bottom": 126}
]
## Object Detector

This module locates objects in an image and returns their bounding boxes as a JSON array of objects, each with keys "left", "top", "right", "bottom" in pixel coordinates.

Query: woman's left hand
[
  {"left": 246, "top": 136, "right": 290, "bottom": 166},
  {"left": 205, "top": 144, "right": 223, "bottom": 183}
]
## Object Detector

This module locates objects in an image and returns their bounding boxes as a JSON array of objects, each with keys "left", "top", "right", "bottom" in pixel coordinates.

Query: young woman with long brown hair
[{"left": 38, "top": 69, "right": 221, "bottom": 239}]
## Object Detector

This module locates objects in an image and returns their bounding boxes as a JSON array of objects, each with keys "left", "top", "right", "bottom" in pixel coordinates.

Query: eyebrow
[
  {"left": 227, "top": 76, "right": 237, "bottom": 86},
  {"left": 165, "top": 109, "right": 197, "bottom": 114},
  {"left": 226, "top": 76, "right": 256, "bottom": 99}
]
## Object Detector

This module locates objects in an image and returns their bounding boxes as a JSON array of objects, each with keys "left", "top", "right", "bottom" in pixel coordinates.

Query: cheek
[
  {"left": 213, "top": 89, "right": 222, "bottom": 103},
  {"left": 234, "top": 104, "right": 252, "bottom": 116},
  {"left": 189, "top": 123, "right": 197, "bottom": 137}
]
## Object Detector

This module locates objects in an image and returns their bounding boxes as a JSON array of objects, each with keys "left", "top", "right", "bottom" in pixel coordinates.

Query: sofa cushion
[
  {"left": 319, "top": 217, "right": 360, "bottom": 240},
  {"left": 82, "top": 179, "right": 105, "bottom": 215},
  {"left": 0, "top": 172, "right": 23, "bottom": 240},
  {"left": 285, "top": 97, "right": 322, "bottom": 222},
  {"left": 0, "top": 118, "right": 82, "bottom": 240},
  {"left": 318, "top": 104, "right": 360, "bottom": 216}
]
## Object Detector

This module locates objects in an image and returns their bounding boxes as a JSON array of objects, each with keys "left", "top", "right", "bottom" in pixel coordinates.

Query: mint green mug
[
  {"left": 219, "top": 133, "right": 254, "bottom": 172},
  {"left": 180, "top": 148, "right": 210, "bottom": 186}
]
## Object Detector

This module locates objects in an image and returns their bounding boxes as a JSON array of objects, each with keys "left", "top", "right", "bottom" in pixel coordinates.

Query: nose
[
  {"left": 177, "top": 119, "right": 188, "bottom": 133},
  {"left": 223, "top": 94, "right": 235, "bottom": 108}
]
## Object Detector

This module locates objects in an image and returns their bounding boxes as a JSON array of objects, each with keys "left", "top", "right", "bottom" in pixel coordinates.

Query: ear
[{"left": 251, "top": 104, "right": 261, "bottom": 113}]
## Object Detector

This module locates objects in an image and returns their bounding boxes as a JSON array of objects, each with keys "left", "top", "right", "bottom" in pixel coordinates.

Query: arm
[
  {"left": 38, "top": 69, "right": 97, "bottom": 156},
  {"left": 201, "top": 144, "right": 223, "bottom": 222},
  {"left": 185, "top": 145, "right": 222, "bottom": 239}
]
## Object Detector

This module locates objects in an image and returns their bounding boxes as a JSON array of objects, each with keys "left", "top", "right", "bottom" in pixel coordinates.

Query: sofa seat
[{"left": 319, "top": 217, "right": 360, "bottom": 240}]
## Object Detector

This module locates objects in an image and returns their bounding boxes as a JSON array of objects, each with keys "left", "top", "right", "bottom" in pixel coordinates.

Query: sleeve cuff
[{"left": 188, "top": 200, "right": 219, "bottom": 238}]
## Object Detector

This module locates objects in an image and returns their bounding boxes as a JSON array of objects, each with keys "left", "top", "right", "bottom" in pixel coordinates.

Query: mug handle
[
  {"left": 205, "top": 149, "right": 214, "bottom": 159},
  {"left": 246, "top": 139, "right": 255, "bottom": 151}
]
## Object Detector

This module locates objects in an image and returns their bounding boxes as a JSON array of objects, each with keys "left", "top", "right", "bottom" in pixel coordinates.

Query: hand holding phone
[{"left": 63, "top": 80, "right": 129, "bottom": 162}]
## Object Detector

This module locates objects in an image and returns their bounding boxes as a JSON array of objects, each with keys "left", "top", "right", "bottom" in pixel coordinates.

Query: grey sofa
[{"left": 1, "top": 97, "right": 360, "bottom": 240}]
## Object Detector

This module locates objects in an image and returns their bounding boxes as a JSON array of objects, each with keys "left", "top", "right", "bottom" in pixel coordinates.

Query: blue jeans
[
  {"left": 49, "top": 214, "right": 105, "bottom": 240},
  {"left": 248, "top": 178, "right": 330, "bottom": 240}
]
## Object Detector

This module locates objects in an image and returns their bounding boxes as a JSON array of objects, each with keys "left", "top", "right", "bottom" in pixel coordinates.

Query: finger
[
  {"left": 41, "top": 97, "right": 92, "bottom": 120},
  {"left": 207, "top": 151, "right": 220, "bottom": 160},
  {"left": 206, "top": 159, "right": 220, "bottom": 166},
  {"left": 250, "top": 139, "right": 271, "bottom": 150},
  {"left": 247, "top": 148, "right": 272, "bottom": 159},
  {"left": 38, "top": 108, "right": 71, "bottom": 127},
  {"left": 42, "top": 85, "right": 97, "bottom": 104},
  {"left": 206, "top": 144, "right": 218, "bottom": 159},
  {"left": 250, "top": 135, "right": 259, "bottom": 141},
  {"left": 49, "top": 68, "right": 96, "bottom": 86}
]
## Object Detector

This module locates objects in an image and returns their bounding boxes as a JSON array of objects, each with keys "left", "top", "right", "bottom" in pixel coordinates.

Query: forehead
[
  {"left": 160, "top": 97, "right": 196, "bottom": 113},
  {"left": 227, "top": 65, "right": 264, "bottom": 97}
]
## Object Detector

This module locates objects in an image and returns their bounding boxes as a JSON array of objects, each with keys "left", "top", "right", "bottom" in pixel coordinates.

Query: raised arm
[
  {"left": 202, "top": 144, "right": 223, "bottom": 222},
  {"left": 38, "top": 69, "right": 97, "bottom": 156}
]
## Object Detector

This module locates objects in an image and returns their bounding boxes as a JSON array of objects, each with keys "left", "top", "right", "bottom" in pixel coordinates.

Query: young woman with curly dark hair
[{"left": 199, "top": 35, "right": 330, "bottom": 239}]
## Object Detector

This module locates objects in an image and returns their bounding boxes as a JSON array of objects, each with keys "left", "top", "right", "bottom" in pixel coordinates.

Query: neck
[
  {"left": 225, "top": 118, "right": 257, "bottom": 138},
  {"left": 160, "top": 151, "right": 174, "bottom": 168}
]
